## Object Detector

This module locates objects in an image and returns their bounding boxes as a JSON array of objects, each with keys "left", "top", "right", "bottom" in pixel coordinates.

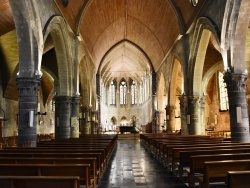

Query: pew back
[
  {"left": 227, "top": 171, "right": 250, "bottom": 188},
  {"left": 0, "top": 176, "right": 80, "bottom": 188},
  {"left": 0, "top": 164, "right": 93, "bottom": 188}
]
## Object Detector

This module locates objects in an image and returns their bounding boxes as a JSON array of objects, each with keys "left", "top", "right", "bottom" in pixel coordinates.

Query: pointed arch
[
  {"left": 43, "top": 15, "right": 73, "bottom": 96},
  {"left": 190, "top": 17, "right": 221, "bottom": 96}
]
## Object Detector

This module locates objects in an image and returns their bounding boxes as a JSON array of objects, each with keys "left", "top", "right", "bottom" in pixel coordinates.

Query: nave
[{"left": 98, "top": 139, "right": 187, "bottom": 188}]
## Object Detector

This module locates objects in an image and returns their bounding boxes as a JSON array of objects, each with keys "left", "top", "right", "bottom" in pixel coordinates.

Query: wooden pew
[
  {"left": 177, "top": 147, "right": 250, "bottom": 177},
  {"left": 160, "top": 140, "right": 230, "bottom": 159},
  {"left": 0, "top": 164, "right": 94, "bottom": 188},
  {"left": 0, "top": 148, "right": 107, "bottom": 171},
  {"left": 172, "top": 145, "right": 250, "bottom": 172},
  {"left": 0, "top": 152, "right": 103, "bottom": 178},
  {"left": 0, "top": 157, "right": 98, "bottom": 187},
  {"left": 197, "top": 159, "right": 250, "bottom": 188},
  {"left": 143, "top": 134, "right": 226, "bottom": 156},
  {"left": 187, "top": 153, "right": 250, "bottom": 188},
  {"left": 164, "top": 142, "right": 247, "bottom": 166},
  {"left": 0, "top": 176, "right": 80, "bottom": 188},
  {"left": 227, "top": 171, "right": 250, "bottom": 188}
]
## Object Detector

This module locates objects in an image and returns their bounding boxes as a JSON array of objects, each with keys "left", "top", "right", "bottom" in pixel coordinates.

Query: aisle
[{"left": 98, "top": 140, "right": 188, "bottom": 188}]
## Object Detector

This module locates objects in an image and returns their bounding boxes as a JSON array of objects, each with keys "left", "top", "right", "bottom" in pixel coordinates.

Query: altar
[{"left": 119, "top": 126, "right": 135, "bottom": 134}]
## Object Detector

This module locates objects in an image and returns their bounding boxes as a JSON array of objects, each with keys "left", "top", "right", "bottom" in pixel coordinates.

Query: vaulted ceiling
[
  {"left": 0, "top": 0, "right": 206, "bottom": 88},
  {"left": 54, "top": 0, "right": 206, "bottom": 83}
]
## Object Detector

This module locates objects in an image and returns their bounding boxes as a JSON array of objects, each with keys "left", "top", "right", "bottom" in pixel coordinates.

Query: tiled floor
[{"left": 98, "top": 139, "right": 188, "bottom": 188}]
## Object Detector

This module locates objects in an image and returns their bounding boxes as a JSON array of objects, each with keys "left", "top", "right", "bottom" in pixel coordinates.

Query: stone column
[
  {"left": 17, "top": 77, "right": 41, "bottom": 147},
  {"left": 81, "top": 106, "right": 90, "bottom": 134},
  {"left": 54, "top": 96, "right": 71, "bottom": 139},
  {"left": 188, "top": 96, "right": 201, "bottom": 135},
  {"left": 179, "top": 94, "right": 188, "bottom": 135},
  {"left": 91, "top": 110, "right": 98, "bottom": 134},
  {"left": 200, "top": 95, "right": 206, "bottom": 135},
  {"left": 96, "top": 74, "right": 101, "bottom": 128},
  {"left": 224, "top": 72, "right": 250, "bottom": 142},
  {"left": 152, "top": 72, "right": 157, "bottom": 133},
  {"left": 165, "top": 105, "right": 175, "bottom": 132},
  {"left": 70, "top": 96, "right": 80, "bottom": 138}
]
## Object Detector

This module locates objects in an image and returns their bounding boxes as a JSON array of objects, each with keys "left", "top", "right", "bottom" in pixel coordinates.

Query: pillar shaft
[
  {"left": 200, "top": 95, "right": 206, "bottom": 135},
  {"left": 91, "top": 111, "right": 98, "bottom": 134},
  {"left": 81, "top": 106, "right": 90, "bottom": 134},
  {"left": 165, "top": 105, "right": 175, "bottom": 132},
  {"left": 17, "top": 77, "right": 41, "bottom": 147},
  {"left": 224, "top": 72, "right": 250, "bottom": 142},
  {"left": 54, "top": 96, "right": 71, "bottom": 139},
  {"left": 70, "top": 96, "right": 80, "bottom": 138},
  {"left": 188, "top": 96, "right": 201, "bottom": 135},
  {"left": 179, "top": 95, "right": 188, "bottom": 135}
]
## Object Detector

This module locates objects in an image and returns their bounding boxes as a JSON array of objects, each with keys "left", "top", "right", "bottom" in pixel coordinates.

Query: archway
[
  {"left": 168, "top": 58, "right": 183, "bottom": 132},
  {"left": 157, "top": 73, "right": 167, "bottom": 132}
]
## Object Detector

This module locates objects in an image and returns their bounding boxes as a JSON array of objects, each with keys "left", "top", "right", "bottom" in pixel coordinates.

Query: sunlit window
[
  {"left": 218, "top": 71, "right": 229, "bottom": 111},
  {"left": 120, "top": 80, "right": 127, "bottom": 104},
  {"left": 110, "top": 80, "right": 116, "bottom": 105},
  {"left": 139, "top": 84, "right": 143, "bottom": 104},
  {"left": 131, "top": 80, "right": 137, "bottom": 104}
]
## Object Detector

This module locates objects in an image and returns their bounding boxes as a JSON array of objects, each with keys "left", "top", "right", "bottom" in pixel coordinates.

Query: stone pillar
[
  {"left": 188, "top": 96, "right": 201, "bottom": 135},
  {"left": 96, "top": 74, "right": 101, "bottom": 128},
  {"left": 179, "top": 94, "right": 188, "bottom": 135},
  {"left": 165, "top": 105, "right": 175, "bottom": 132},
  {"left": 155, "top": 110, "right": 160, "bottom": 133},
  {"left": 91, "top": 110, "right": 98, "bottom": 134},
  {"left": 81, "top": 106, "right": 90, "bottom": 134},
  {"left": 54, "top": 96, "right": 71, "bottom": 139},
  {"left": 200, "top": 95, "right": 206, "bottom": 135},
  {"left": 17, "top": 77, "right": 41, "bottom": 147},
  {"left": 70, "top": 96, "right": 80, "bottom": 138},
  {"left": 152, "top": 72, "right": 157, "bottom": 133},
  {"left": 224, "top": 72, "right": 250, "bottom": 142}
]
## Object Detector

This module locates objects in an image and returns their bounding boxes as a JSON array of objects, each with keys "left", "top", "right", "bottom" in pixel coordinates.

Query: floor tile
[{"left": 98, "top": 140, "right": 188, "bottom": 188}]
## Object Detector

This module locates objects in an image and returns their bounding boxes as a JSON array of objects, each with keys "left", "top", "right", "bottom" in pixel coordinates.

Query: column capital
[
  {"left": 71, "top": 96, "right": 81, "bottom": 104},
  {"left": 188, "top": 95, "right": 200, "bottom": 107},
  {"left": 53, "top": 96, "right": 72, "bottom": 104},
  {"left": 224, "top": 71, "right": 248, "bottom": 92},
  {"left": 16, "top": 77, "right": 41, "bottom": 96},
  {"left": 165, "top": 105, "right": 175, "bottom": 112},
  {"left": 179, "top": 94, "right": 188, "bottom": 108}
]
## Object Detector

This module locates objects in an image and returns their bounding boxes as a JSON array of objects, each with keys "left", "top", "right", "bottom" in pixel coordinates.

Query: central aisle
[{"left": 98, "top": 139, "right": 188, "bottom": 188}]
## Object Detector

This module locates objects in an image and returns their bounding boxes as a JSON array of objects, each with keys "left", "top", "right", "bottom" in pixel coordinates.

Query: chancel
[{"left": 0, "top": 0, "right": 250, "bottom": 187}]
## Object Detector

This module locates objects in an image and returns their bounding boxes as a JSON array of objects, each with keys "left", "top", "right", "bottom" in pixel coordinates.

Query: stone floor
[{"left": 98, "top": 139, "right": 188, "bottom": 188}]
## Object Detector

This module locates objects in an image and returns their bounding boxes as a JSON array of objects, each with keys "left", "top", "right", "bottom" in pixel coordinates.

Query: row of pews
[
  {"left": 140, "top": 133, "right": 250, "bottom": 188},
  {"left": 0, "top": 134, "right": 118, "bottom": 188}
]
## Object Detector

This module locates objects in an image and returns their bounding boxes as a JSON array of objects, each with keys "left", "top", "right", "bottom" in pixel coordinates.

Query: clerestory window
[{"left": 110, "top": 80, "right": 116, "bottom": 105}]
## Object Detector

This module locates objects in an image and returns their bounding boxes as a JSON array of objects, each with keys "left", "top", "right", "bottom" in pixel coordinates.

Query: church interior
[{"left": 0, "top": 0, "right": 250, "bottom": 187}]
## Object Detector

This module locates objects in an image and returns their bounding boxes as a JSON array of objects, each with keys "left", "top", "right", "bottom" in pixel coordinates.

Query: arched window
[
  {"left": 110, "top": 80, "right": 116, "bottom": 105},
  {"left": 131, "top": 80, "right": 137, "bottom": 104},
  {"left": 120, "top": 80, "right": 127, "bottom": 104},
  {"left": 139, "top": 84, "right": 143, "bottom": 104},
  {"left": 218, "top": 71, "right": 229, "bottom": 111}
]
